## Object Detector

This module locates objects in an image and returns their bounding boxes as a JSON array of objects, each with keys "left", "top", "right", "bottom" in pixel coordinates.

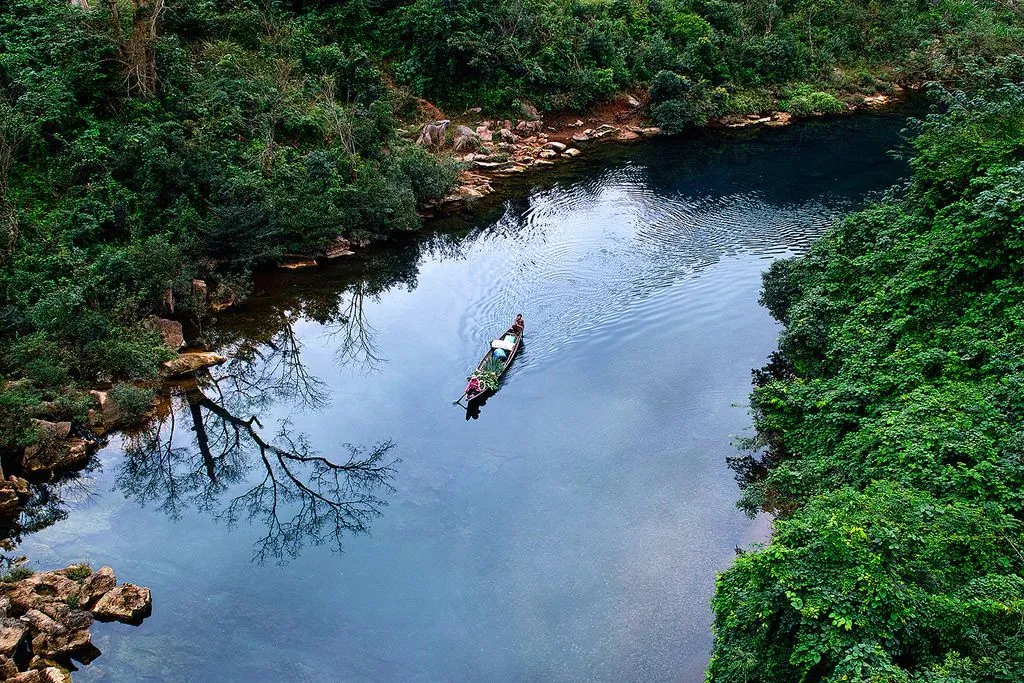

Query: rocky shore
[{"left": 0, "top": 565, "right": 152, "bottom": 682}]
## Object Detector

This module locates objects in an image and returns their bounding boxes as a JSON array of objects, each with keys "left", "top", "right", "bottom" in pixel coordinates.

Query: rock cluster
[
  {"left": 718, "top": 111, "right": 794, "bottom": 129},
  {"left": 416, "top": 106, "right": 661, "bottom": 210},
  {"left": 0, "top": 565, "right": 152, "bottom": 681}
]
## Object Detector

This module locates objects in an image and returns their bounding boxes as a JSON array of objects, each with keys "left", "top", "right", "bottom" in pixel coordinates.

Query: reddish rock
[
  {"left": 324, "top": 237, "right": 353, "bottom": 259},
  {"left": 77, "top": 567, "right": 116, "bottom": 608},
  {"left": 142, "top": 316, "right": 184, "bottom": 350},
  {"left": 0, "top": 618, "right": 27, "bottom": 657},
  {"left": 21, "top": 431, "right": 90, "bottom": 477},
  {"left": 279, "top": 256, "right": 318, "bottom": 270},
  {"left": 0, "top": 655, "right": 18, "bottom": 678}
]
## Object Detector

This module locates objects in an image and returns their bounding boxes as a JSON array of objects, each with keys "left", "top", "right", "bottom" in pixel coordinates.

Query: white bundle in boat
[{"left": 491, "top": 339, "right": 515, "bottom": 351}]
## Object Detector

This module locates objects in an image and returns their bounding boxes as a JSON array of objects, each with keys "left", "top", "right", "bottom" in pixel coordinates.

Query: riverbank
[{"left": 416, "top": 86, "right": 910, "bottom": 215}]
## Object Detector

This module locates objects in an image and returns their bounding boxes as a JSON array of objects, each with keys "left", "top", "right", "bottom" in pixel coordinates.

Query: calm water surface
[{"left": 22, "top": 114, "right": 909, "bottom": 681}]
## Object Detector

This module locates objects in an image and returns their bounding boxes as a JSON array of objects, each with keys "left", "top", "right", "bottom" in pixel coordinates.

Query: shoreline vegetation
[
  {"left": 1, "top": 0, "right": 1023, "bottom": 679},
  {"left": 711, "top": 77, "right": 1024, "bottom": 680}
]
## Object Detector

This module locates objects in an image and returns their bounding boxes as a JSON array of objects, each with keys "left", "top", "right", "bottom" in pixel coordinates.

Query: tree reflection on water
[{"left": 117, "top": 310, "right": 398, "bottom": 564}]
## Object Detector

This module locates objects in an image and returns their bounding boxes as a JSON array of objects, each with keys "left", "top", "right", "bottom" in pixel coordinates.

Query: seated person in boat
[
  {"left": 465, "top": 375, "right": 483, "bottom": 399},
  {"left": 513, "top": 313, "right": 525, "bottom": 335}
]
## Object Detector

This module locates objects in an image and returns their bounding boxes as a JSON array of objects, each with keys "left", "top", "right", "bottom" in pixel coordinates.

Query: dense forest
[{"left": 711, "top": 75, "right": 1024, "bottom": 680}]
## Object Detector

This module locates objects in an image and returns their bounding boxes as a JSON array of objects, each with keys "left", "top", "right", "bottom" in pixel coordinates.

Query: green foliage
[
  {"left": 781, "top": 85, "right": 847, "bottom": 117},
  {"left": 0, "top": 0, "right": 460, "bottom": 431},
  {"left": 711, "top": 81, "right": 1024, "bottom": 680},
  {"left": 0, "top": 567, "right": 33, "bottom": 584},
  {"left": 64, "top": 563, "right": 92, "bottom": 581},
  {"left": 108, "top": 383, "right": 156, "bottom": 427}
]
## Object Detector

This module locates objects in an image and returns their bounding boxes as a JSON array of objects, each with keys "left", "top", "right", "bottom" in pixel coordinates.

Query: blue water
[{"left": 20, "top": 112, "right": 910, "bottom": 681}]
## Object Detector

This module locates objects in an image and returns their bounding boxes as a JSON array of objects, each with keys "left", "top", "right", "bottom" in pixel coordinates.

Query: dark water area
[{"left": 22, "top": 112, "right": 911, "bottom": 681}]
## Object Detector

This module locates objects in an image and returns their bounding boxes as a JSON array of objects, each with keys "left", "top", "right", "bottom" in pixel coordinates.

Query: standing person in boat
[{"left": 512, "top": 313, "right": 525, "bottom": 336}]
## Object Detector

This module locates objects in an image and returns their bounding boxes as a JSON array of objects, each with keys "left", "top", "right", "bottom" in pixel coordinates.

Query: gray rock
[{"left": 415, "top": 120, "right": 450, "bottom": 148}]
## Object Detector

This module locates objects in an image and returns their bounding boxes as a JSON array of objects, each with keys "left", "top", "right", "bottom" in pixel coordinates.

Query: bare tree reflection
[
  {"left": 324, "top": 281, "right": 383, "bottom": 372},
  {"left": 118, "top": 376, "right": 398, "bottom": 564},
  {"left": 219, "top": 312, "right": 331, "bottom": 412}
]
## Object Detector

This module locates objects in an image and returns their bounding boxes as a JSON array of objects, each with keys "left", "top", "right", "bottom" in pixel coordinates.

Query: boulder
[
  {"left": 514, "top": 119, "right": 542, "bottom": 134},
  {"left": 537, "top": 150, "right": 557, "bottom": 159},
  {"left": 498, "top": 128, "right": 519, "bottom": 144},
  {"left": 475, "top": 125, "right": 492, "bottom": 142},
  {"left": 209, "top": 284, "right": 236, "bottom": 312},
  {"left": 415, "top": 120, "right": 450, "bottom": 148},
  {"left": 2, "top": 573, "right": 80, "bottom": 614},
  {"left": 0, "top": 479, "right": 29, "bottom": 519},
  {"left": 0, "top": 619, "right": 27, "bottom": 657},
  {"left": 625, "top": 94, "right": 641, "bottom": 107},
  {"left": 534, "top": 159, "right": 556, "bottom": 167},
  {"left": 563, "top": 148, "right": 581, "bottom": 158},
  {"left": 92, "top": 584, "right": 152, "bottom": 624},
  {"left": 191, "top": 278, "right": 208, "bottom": 303},
  {"left": 0, "top": 655, "right": 18, "bottom": 678},
  {"left": 452, "top": 125, "right": 480, "bottom": 153},
  {"left": 542, "top": 141, "right": 567, "bottom": 153},
  {"left": 78, "top": 567, "right": 116, "bottom": 608},
  {"left": 20, "top": 607, "right": 92, "bottom": 660},
  {"left": 161, "top": 352, "right": 227, "bottom": 379},
  {"left": 21, "top": 437, "right": 89, "bottom": 478},
  {"left": 142, "top": 316, "right": 184, "bottom": 350},
  {"left": 324, "top": 237, "right": 353, "bottom": 259},
  {"left": 8, "top": 670, "right": 43, "bottom": 683},
  {"left": 572, "top": 133, "right": 589, "bottom": 143}
]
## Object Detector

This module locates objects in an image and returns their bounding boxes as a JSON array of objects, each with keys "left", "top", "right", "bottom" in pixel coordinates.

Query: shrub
[
  {"left": 0, "top": 567, "right": 33, "bottom": 584},
  {"left": 782, "top": 85, "right": 847, "bottom": 116},
  {"left": 108, "top": 383, "right": 156, "bottom": 427},
  {"left": 64, "top": 563, "right": 92, "bottom": 581}
]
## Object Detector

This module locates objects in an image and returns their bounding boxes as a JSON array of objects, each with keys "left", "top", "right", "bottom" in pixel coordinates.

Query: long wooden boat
[{"left": 463, "top": 325, "right": 523, "bottom": 402}]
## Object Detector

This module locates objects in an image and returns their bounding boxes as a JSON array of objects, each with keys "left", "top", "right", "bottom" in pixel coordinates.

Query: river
[{"left": 20, "top": 111, "right": 910, "bottom": 681}]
